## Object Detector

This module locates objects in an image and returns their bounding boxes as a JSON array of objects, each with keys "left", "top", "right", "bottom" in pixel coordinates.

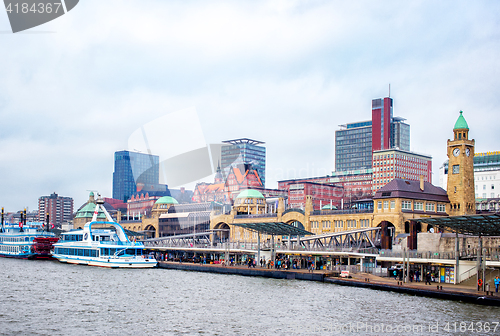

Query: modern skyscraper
[
  {"left": 38, "top": 192, "right": 74, "bottom": 228},
  {"left": 335, "top": 96, "right": 411, "bottom": 172},
  {"left": 371, "top": 97, "right": 393, "bottom": 152},
  {"left": 221, "top": 138, "right": 266, "bottom": 187},
  {"left": 335, "top": 121, "right": 373, "bottom": 172},
  {"left": 112, "top": 150, "right": 160, "bottom": 202},
  {"left": 390, "top": 117, "right": 410, "bottom": 151}
]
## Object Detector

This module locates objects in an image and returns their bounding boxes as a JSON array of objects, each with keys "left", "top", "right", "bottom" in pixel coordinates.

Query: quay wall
[{"left": 158, "top": 262, "right": 327, "bottom": 281}]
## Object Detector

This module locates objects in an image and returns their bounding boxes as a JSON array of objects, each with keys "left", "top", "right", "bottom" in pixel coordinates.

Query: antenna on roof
[{"left": 388, "top": 83, "right": 391, "bottom": 98}]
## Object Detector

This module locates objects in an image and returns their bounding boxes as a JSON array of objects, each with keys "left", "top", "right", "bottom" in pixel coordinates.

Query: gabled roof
[
  {"left": 227, "top": 165, "right": 263, "bottom": 186},
  {"left": 374, "top": 179, "right": 449, "bottom": 202}
]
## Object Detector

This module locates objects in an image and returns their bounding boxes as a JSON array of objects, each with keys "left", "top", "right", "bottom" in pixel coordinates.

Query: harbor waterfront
[{"left": 2, "top": 257, "right": 500, "bottom": 336}]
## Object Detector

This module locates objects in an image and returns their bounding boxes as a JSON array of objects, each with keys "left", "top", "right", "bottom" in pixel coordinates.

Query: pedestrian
[
  {"left": 393, "top": 269, "right": 397, "bottom": 280},
  {"left": 425, "top": 271, "right": 431, "bottom": 285},
  {"left": 494, "top": 276, "right": 500, "bottom": 293}
]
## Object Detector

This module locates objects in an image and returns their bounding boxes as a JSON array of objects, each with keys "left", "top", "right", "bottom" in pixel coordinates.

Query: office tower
[
  {"left": 335, "top": 97, "right": 412, "bottom": 172},
  {"left": 372, "top": 149, "right": 432, "bottom": 191},
  {"left": 38, "top": 192, "right": 74, "bottom": 227},
  {"left": 113, "top": 150, "right": 160, "bottom": 202},
  {"left": 221, "top": 138, "right": 266, "bottom": 187},
  {"left": 390, "top": 117, "right": 410, "bottom": 151},
  {"left": 335, "top": 121, "right": 373, "bottom": 172},
  {"left": 371, "top": 97, "right": 393, "bottom": 152}
]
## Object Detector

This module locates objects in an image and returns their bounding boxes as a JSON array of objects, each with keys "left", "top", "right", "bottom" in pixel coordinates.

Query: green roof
[
  {"left": 454, "top": 111, "right": 469, "bottom": 130},
  {"left": 75, "top": 202, "right": 106, "bottom": 219},
  {"left": 236, "top": 189, "right": 264, "bottom": 199},
  {"left": 155, "top": 196, "right": 179, "bottom": 205}
]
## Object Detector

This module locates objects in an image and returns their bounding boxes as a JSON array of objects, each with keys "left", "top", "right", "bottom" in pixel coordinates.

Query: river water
[{"left": 1, "top": 258, "right": 499, "bottom": 336}]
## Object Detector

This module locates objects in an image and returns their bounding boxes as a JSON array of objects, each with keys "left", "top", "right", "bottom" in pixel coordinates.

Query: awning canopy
[
  {"left": 414, "top": 213, "right": 500, "bottom": 236},
  {"left": 231, "top": 222, "right": 312, "bottom": 236}
]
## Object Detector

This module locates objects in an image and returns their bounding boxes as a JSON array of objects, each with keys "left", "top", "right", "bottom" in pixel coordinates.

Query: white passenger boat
[
  {"left": 0, "top": 208, "right": 58, "bottom": 259},
  {"left": 52, "top": 198, "right": 157, "bottom": 268}
]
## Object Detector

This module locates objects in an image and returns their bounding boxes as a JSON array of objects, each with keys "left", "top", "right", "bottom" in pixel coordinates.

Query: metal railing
[
  {"left": 234, "top": 213, "right": 278, "bottom": 219},
  {"left": 311, "top": 209, "right": 373, "bottom": 216}
]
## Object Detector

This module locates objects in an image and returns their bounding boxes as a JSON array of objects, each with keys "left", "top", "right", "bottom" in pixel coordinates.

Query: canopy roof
[
  {"left": 414, "top": 213, "right": 500, "bottom": 236},
  {"left": 231, "top": 222, "right": 312, "bottom": 236}
]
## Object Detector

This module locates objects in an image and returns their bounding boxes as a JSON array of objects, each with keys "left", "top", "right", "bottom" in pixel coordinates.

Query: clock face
[
  {"left": 453, "top": 148, "right": 460, "bottom": 157},
  {"left": 466, "top": 148, "right": 470, "bottom": 157}
]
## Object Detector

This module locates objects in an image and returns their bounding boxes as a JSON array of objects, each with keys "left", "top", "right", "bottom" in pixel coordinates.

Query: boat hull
[{"left": 53, "top": 255, "right": 157, "bottom": 268}]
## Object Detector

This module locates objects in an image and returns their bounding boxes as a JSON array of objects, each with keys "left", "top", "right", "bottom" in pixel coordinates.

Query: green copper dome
[
  {"left": 74, "top": 202, "right": 106, "bottom": 219},
  {"left": 454, "top": 111, "right": 469, "bottom": 130},
  {"left": 321, "top": 204, "right": 337, "bottom": 210},
  {"left": 155, "top": 196, "right": 179, "bottom": 205},
  {"left": 236, "top": 189, "right": 265, "bottom": 199}
]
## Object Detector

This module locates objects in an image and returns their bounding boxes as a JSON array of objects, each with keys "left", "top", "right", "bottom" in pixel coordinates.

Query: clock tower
[{"left": 447, "top": 111, "right": 475, "bottom": 215}]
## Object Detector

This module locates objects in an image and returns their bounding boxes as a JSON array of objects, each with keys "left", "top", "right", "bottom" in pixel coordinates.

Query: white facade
[{"left": 439, "top": 162, "right": 500, "bottom": 200}]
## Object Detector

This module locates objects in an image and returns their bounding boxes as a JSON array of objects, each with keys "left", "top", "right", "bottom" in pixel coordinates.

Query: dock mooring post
[
  {"left": 257, "top": 232, "right": 261, "bottom": 265},
  {"left": 455, "top": 231, "right": 459, "bottom": 285}
]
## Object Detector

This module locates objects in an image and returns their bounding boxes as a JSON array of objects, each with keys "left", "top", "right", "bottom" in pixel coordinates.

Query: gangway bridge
[{"left": 142, "top": 227, "right": 381, "bottom": 254}]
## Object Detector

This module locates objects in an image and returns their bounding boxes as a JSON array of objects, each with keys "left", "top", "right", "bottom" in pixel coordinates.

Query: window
[
  {"left": 492, "top": 185, "right": 495, "bottom": 190},
  {"left": 437, "top": 204, "right": 446, "bottom": 212},
  {"left": 414, "top": 202, "right": 423, "bottom": 210},
  {"left": 390, "top": 200, "right": 395, "bottom": 209},
  {"left": 452, "top": 165, "right": 459, "bottom": 174},
  {"left": 425, "top": 203, "right": 435, "bottom": 212},
  {"left": 483, "top": 185, "right": 486, "bottom": 190},
  {"left": 483, "top": 193, "right": 487, "bottom": 198},
  {"left": 383, "top": 201, "right": 389, "bottom": 210},
  {"left": 491, "top": 193, "right": 495, "bottom": 198},
  {"left": 402, "top": 200, "right": 412, "bottom": 210},
  {"left": 378, "top": 201, "right": 382, "bottom": 210}
]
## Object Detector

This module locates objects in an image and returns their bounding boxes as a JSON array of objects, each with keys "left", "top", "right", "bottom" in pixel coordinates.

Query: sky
[{"left": 0, "top": 0, "right": 499, "bottom": 212}]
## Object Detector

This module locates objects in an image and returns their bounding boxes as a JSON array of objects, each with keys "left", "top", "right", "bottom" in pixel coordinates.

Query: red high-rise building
[{"left": 371, "top": 97, "right": 393, "bottom": 152}]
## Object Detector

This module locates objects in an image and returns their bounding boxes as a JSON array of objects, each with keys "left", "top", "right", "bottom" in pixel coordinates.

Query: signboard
[{"left": 340, "top": 270, "right": 350, "bottom": 278}]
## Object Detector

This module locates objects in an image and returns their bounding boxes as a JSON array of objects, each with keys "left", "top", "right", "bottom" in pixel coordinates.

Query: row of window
[
  {"left": 333, "top": 219, "right": 370, "bottom": 229},
  {"left": 476, "top": 184, "right": 496, "bottom": 190},
  {"left": 379, "top": 200, "right": 446, "bottom": 212},
  {"left": 0, "top": 245, "right": 28, "bottom": 253},
  {"left": 0, "top": 237, "right": 32, "bottom": 242},
  {"left": 476, "top": 193, "right": 498, "bottom": 199},
  {"left": 55, "top": 247, "right": 98, "bottom": 257}
]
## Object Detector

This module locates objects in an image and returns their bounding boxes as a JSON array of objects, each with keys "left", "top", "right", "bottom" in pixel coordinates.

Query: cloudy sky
[{"left": 0, "top": 0, "right": 499, "bottom": 211}]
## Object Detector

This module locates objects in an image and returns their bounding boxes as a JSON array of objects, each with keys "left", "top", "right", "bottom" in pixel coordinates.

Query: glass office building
[
  {"left": 335, "top": 121, "right": 373, "bottom": 171},
  {"left": 113, "top": 151, "right": 160, "bottom": 202},
  {"left": 221, "top": 138, "right": 266, "bottom": 186},
  {"left": 390, "top": 117, "right": 410, "bottom": 151}
]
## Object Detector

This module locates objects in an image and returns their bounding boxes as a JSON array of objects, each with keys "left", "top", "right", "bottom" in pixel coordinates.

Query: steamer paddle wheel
[{"left": 31, "top": 237, "right": 59, "bottom": 259}]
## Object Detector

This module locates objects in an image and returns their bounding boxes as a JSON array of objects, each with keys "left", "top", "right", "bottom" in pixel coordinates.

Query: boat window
[{"left": 125, "top": 249, "right": 136, "bottom": 255}]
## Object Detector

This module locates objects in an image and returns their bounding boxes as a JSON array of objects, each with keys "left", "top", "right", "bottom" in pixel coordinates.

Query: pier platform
[
  {"left": 158, "top": 261, "right": 330, "bottom": 281},
  {"left": 158, "top": 261, "right": 500, "bottom": 306}
]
